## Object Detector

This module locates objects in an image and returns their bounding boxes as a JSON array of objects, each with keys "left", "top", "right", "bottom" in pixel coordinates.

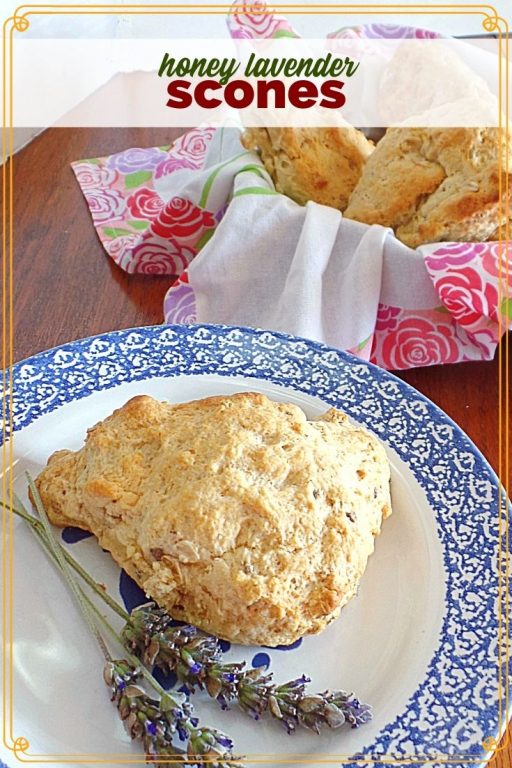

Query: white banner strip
[{"left": 12, "top": 38, "right": 508, "bottom": 127}]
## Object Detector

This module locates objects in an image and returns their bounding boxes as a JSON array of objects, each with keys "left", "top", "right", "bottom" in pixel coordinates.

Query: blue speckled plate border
[{"left": 2, "top": 324, "right": 510, "bottom": 767}]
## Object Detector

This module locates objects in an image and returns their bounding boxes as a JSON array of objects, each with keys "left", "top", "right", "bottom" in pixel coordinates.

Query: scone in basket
[{"left": 72, "top": 2, "right": 511, "bottom": 371}]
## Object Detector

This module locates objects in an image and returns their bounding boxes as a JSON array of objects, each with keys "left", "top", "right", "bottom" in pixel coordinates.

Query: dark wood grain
[
  {"left": 9, "top": 128, "right": 178, "bottom": 362},
  {"left": 6, "top": 127, "right": 511, "bottom": 767}
]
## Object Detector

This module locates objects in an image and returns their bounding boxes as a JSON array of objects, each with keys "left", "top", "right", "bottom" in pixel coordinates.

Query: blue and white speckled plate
[{"left": 1, "top": 324, "right": 509, "bottom": 768}]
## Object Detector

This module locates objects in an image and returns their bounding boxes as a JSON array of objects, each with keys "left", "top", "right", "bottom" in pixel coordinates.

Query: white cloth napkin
[
  {"left": 156, "top": 127, "right": 439, "bottom": 353},
  {"left": 189, "top": 196, "right": 390, "bottom": 351}
]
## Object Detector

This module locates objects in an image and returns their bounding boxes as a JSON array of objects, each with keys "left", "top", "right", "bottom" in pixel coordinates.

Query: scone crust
[
  {"left": 344, "top": 127, "right": 511, "bottom": 247},
  {"left": 242, "top": 127, "right": 374, "bottom": 211},
  {"left": 35, "top": 392, "right": 391, "bottom": 646}
]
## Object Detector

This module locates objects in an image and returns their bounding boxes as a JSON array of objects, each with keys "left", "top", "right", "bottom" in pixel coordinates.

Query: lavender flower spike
[
  {"left": 104, "top": 660, "right": 189, "bottom": 760},
  {"left": 123, "top": 603, "right": 373, "bottom": 735}
]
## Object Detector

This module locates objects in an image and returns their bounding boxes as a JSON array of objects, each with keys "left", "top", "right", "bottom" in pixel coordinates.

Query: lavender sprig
[
  {"left": 23, "top": 478, "right": 240, "bottom": 768},
  {"left": 123, "top": 603, "right": 373, "bottom": 734},
  {"left": 9, "top": 492, "right": 372, "bottom": 739},
  {"left": 270, "top": 681, "right": 372, "bottom": 734},
  {"left": 104, "top": 659, "right": 191, "bottom": 761},
  {"left": 103, "top": 658, "right": 237, "bottom": 766}
]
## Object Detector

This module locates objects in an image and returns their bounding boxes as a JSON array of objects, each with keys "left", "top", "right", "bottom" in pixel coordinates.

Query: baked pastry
[
  {"left": 241, "top": 127, "right": 374, "bottom": 211},
  {"left": 486, "top": 222, "right": 510, "bottom": 241},
  {"left": 344, "top": 127, "right": 510, "bottom": 248},
  {"left": 34, "top": 392, "right": 391, "bottom": 646}
]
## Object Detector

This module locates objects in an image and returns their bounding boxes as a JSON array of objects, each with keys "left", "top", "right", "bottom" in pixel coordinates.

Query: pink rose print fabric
[
  {"left": 227, "top": 0, "right": 298, "bottom": 39},
  {"left": 368, "top": 240, "right": 512, "bottom": 369},
  {"left": 376, "top": 316, "right": 461, "bottom": 369},
  {"left": 72, "top": 128, "right": 217, "bottom": 275},
  {"left": 72, "top": 3, "right": 511, "bottom": 370}
]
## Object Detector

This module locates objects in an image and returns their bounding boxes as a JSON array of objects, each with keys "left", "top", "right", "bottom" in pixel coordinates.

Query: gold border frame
[{"left": 1, "top": 3, "right": 510, "bottom": 765}]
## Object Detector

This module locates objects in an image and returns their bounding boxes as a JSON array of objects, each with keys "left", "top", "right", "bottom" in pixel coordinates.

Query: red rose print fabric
[
  {"left": 127, "top": 187, "right": 164, "bottom": 219},
  {"left": 150, "top": 198, "right": 216, "bottom": 242},
  {"left": 72, "top": 128, "right": 217, "bottom": 275}
]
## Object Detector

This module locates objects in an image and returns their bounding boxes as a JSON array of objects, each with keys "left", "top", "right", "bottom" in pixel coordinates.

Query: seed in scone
[{"left": 33, "top": 392, "right": 392, "bottom": 646}]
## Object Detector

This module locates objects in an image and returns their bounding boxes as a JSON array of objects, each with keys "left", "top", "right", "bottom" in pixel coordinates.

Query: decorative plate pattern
[{"left": 2, "top": 324, "right": 509, "bottom": 767}]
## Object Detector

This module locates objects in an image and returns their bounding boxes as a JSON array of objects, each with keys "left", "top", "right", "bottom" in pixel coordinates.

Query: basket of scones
[
  {"left": 72, "top": 5, "right": 511, "bottom": 370},
  {"left": 242, "top": 125, "right": 507, "bottom": 249}
]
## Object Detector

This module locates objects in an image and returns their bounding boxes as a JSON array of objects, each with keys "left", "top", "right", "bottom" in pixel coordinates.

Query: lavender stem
[
  {"left": 27, "top": 473, "right": 112, "bottom": 661},
  {"left": 8, "top": 495, "right": 129, "bottom": 621}
]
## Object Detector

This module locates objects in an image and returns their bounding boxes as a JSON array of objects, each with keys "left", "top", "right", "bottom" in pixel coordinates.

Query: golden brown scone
[
  {"left": 344, "top": 127, "right": 511, "bottom": 248},
  {"left": 241, "top": 127, "right": 374, "bottom": 210},
  {"left": 486, "top": 222, "right": 510, "bottom": 241},
  {"left": 34, "top": 392, "right": 391, "bottom": 646}
]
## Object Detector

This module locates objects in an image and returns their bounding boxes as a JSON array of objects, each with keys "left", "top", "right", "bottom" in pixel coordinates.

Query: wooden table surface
[{"left": 5, "top": 127, "right": 511, "bottom": 766}]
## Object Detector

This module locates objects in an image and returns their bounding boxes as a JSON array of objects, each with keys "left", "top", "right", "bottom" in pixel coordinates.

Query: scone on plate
[
  {"left": 241, "top": 127, "right": 374, "bottom": 211},
  {"left": 34, "top": 392, "right": 391, "bottom": 646},
  {"left": 344, "top": 127, "right": 511, "bottom": 248}
]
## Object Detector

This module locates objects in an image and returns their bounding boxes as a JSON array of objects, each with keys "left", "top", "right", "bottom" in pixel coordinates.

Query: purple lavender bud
[
  {"left": 216, "top": 734, "right": 234, "bottom": 749},
  {"left": 353, "top": 703, "right": 373, "bottom": 726}
]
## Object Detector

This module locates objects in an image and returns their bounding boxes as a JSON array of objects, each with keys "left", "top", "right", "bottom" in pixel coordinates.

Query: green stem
[
  {"left": 27, "top": 473, "right": 112, "bottom": 662},
  {"left": 13, "top": 480, "right": 238, "bottom": 763},
  {"left": 11, "top": 489, "right": 179, "bottom": 705},
  {"left": 7, "top": 496, "right": 130, "bottom": 621}
]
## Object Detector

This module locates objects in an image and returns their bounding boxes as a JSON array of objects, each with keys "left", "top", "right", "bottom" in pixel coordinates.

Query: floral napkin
[{"left": 72, "top": 130, "right": 218, "bottom": 274}]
